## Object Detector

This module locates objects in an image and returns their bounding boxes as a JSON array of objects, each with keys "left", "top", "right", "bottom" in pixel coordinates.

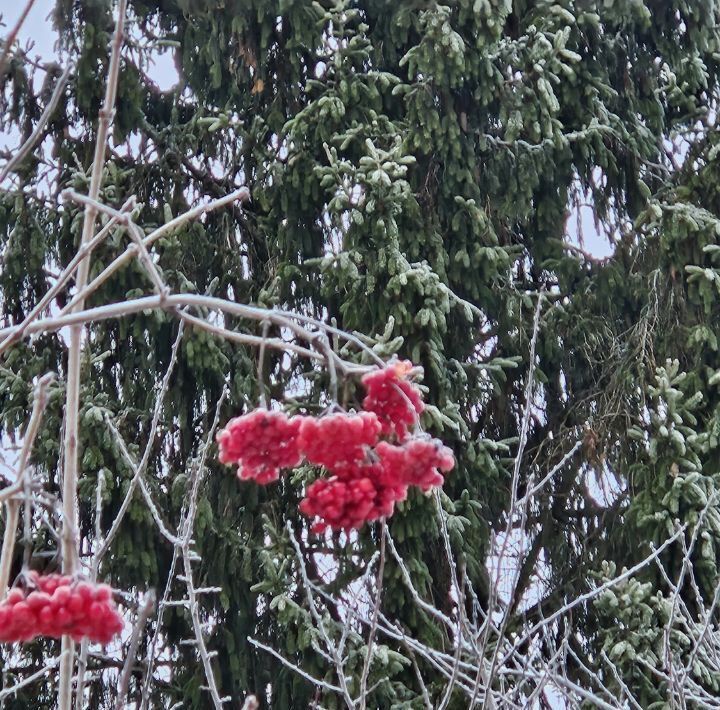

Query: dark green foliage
[{"left": 4, "top": 0, "right": 720, "bottom": 706}]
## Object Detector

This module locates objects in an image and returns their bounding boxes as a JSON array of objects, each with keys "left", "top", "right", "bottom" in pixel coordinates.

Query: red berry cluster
[
  {"left": 376, "top": 439, "right": 455, "bottom": 492},
  {"left": 217, "top": 409, "right": 303, "bottom": 484},
  {"left": 0, "top": 573, "right": 124, "bottom": 644},
  {"left": 362, "top": 361, "right": 424, "bottom": 439},
  {"left": 217, "top": 360, "right": 455, "bottom": 532},
  {"left": 300, "top": 477, "right": 387, "bottom": 533},
  {"left": 298, "top": 412, "right": 381, "bottom": 469},
  {"left": 298, "top": 437, "right": 454, "bottom": 531}
]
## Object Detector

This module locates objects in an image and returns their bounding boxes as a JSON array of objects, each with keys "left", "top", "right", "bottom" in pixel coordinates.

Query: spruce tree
[{"left": 2, "top": 1, "right": 720, "bottom": 707}]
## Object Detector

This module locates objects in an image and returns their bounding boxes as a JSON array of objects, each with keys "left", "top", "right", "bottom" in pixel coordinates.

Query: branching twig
[
  {"left": 0, "top": 373, "right": 53, "bottom": 599},
  {"left": 358, "top": 520, "right": 386, "bottom": 708},
  {"left": 115, "top": 590, "right": 156, "bottom": 710},
  {"left": 0, "top": 0, "right": 37, "bottom": 78},
  {"left": 0, "top": 64, "right": 72, "bottom": 184}
]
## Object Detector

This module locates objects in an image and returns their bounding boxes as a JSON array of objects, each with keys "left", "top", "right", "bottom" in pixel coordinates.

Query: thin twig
[
  {"left": 358, "top": 520, "right": 386, "bottom": 708},
  {"left": 61, "top": 191, "right": 168, "bottom": 297},
  {"left": 286, "top": 521, "right": 355, "bottom": 707},
  {"left": 59, "top": 186, "right": 250, "bottom": 316},
  {"left": 0, "top": 502, "right": 19, "bottom": 602},
  {"left": 248, "top": 637, "right": 345, "bottom": 694},
  {"left": 499, "top": 525, "right": 687, "bottom": 668},
  {"left": 0, "top": 652, "right": 67, "bottom": 701},
  {"left": 0, "top": 197, "right": 135, "bottom": 357},
  {"left": 105, "top": 420, "right": 181, "bottom": 547},
  {"left": 478, "top": 292, "right": 544, "bottom": 710},
  {"left": 74, "top": 468, "right": 106, "bottom": 710},
  {"left": 515, "top": 441, "right": 581, "bottom": 506},
  {"left": 140, "top": 545, "right": 180, "bottom": 709},
  {"left": 115, "top": 590, "right": 156, "bottom": 710},
  {"left": 96, "top": 320, "right": 184, "bottom": 560},
  {"left": 0, "top": 64, "right": 72, "bottom": 184},
  {"left": 257, "top": 320, "right": 270, "bottom": 408},
  {"left": 0, "top": 0, "right": 37, "bottom": 79},
  {"left": 0, "top": 373, "right": 54, "bottom": 599},
  {"left": 179, "top": 389, "right": 228, "bottom": 709}
]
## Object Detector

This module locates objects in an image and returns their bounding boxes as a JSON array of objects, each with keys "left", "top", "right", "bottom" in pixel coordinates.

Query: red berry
[
  {"left": 38, "top": 605, "right": 54, "bottom": 633},
  {"left": 299, "top": 467, "right": 407, "bottom": 532},
  {"left": 26, "top": 591, "right": 51, "bottom": 611},
  {"left": 55, "top": 606, "right": 72, "bottom": 630},
  {"left": 11, "top": 602, "right": 35, "bottom": 631},
  {"left": 6, "top": 588, "right": 24, "bottom": 605},
  {"left": 67, "top": 592, "right": 85, "bottom": 616},
  {"left": 52, "top": 585, "right": 71, "bottom": 606},
  {"left": 76, "top": 581, "right": 94, "bottom": 601},
  {"left": 93, "top": 584, "right": 113, "bottom": 602}
]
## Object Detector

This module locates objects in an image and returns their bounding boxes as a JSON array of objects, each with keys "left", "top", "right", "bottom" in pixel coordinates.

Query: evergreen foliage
[{"left": 3, "top": 0, "right": 720, "bottom": 706}]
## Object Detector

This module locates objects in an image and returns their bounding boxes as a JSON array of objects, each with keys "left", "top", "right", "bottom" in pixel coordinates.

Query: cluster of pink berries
[
  {"left": 217, "top": 409, "right": 303, "bottom": 484},
  {"left": 217, "top": 361, "right": 455, "bottom": 532},
  {"left": 298, "top": 412, "right": 381, "bottom": 469},
  {"left": 362, "top": 361, "right": 425, "bottom": 438},
  {"left": 0, "top": 572, "right": 124, "bottom": 644}
]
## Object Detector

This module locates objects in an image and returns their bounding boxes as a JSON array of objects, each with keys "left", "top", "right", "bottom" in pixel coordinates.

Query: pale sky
[{"left": 3, "top": 2, "right": 57, "bottom": 63}]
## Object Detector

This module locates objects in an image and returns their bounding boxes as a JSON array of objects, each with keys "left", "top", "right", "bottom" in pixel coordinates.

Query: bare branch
[
  {"left": 115, "top": 590, "right": 156, "bottom": 710},
  {"left": 59, "top": 2, "right": 127, "bottom": 707},
  {"left": 0, "top": 373, "right": 54, "bottom": 599},
  {"left": 0, "top": 64, "right": 72, "bottom": 184},
  {"left": 0, "top": 0, "right": 37, "bottom": 78}
]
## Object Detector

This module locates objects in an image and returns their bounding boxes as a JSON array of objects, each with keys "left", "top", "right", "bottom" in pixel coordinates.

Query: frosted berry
[
  {"left": 362, "top": 361, "right": 424, "bottom": 440},
  {"left": 217, "top": 409, "right": 304, "bottom": 484}
]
